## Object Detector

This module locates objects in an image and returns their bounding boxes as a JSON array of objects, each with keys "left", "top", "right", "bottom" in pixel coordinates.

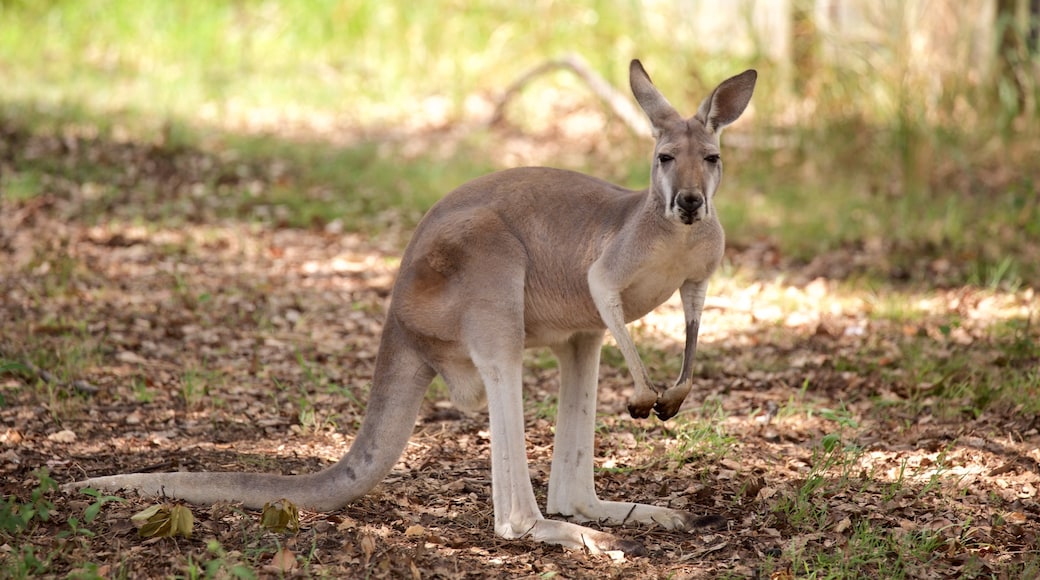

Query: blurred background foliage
[{"left": 1, "top": 0, "right": 1038, "bottom": 288}]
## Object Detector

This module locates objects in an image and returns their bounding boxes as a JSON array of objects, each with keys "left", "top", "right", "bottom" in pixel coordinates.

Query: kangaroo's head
[{"left": 630, "top": 60, "right": 756, "bottom": 226}]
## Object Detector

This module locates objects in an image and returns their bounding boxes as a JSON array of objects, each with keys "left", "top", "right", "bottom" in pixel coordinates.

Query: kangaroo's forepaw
[
  {"left": 627, "top": 390, "right": 658, "bottom": 419},
  {"left": 652, "top": 384, "right": 694, "bottom": 421},
  {"left": 653, "top": 398, "right": 682, "bottom": 421},
  {"left": 627, "top": 402, "right": 653, "bottom": 419}
]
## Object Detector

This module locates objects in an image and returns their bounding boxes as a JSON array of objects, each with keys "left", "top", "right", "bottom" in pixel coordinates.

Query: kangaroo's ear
[
  {"left": 630, "top": 60, "right": 682, "bottom": 134},
  {"left": 695, "top": 69, "right": 757, "bottom": 134}
]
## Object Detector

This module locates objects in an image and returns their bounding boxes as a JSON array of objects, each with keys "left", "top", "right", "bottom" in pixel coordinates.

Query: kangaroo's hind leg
[
  {"left": 457, "top": 262, "right": 644, "bottom": 554},
  {"left": 546, "top": 331, "right": 719, "bottom": 531}
]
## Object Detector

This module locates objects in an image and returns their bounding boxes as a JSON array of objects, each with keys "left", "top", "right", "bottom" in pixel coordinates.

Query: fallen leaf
[
  {"left": 360, "top": 533, "right": 376, "bottom": 564},
  {"left": 260, "top": 498, "right": 300, "bottom": 533},
  {"left": 834, "top": 517, "right": 852, "bottom": 534},
  {"left": 130, "top": 504, "right": 165, "bottom": 525},
  {"left": 116, "top": 351, "right": 148, "bottom": 364},
  {"left": 132, "top": 504, "right": 194, "bottom": 539},
  {"left": 47, "top": 429, "right": 76, "bottom": 443},
  {"left": 606, "top": 550, "right": 626, "bottom": 562},
  {"left": 270, "top": 547, "right": 297, "bottom": 573},
  {"left": 404, "top": 524, "right": 425, "bottom": 537},
  {"left": 336, "top": 515, "right": 359, "bottom": 531},
  {"left": 1005, "top": 511, "right": 1028, "bottom": 525}
]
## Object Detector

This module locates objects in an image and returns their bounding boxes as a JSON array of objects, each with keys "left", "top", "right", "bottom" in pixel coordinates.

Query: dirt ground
[{"left": 1, "top": 122, "right": 1039, "bottom": 578}]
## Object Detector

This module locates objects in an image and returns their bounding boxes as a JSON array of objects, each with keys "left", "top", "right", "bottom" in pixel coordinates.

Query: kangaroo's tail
[{"left": 64, "top": 318, "right": 434, "bottom": 512}]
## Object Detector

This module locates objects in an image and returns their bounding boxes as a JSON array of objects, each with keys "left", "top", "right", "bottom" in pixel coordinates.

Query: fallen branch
[{"left": 490, "top": 53, "right": 652, "bottom": 138}]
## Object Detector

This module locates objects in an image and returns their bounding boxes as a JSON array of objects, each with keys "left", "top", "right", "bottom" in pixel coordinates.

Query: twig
[{"left": 490, "top": 53, "right": 652, "bottom": 138}]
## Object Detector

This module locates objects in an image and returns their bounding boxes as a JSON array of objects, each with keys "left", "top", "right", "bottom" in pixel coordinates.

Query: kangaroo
[{"left": 66, "top": 60, "right": 756, "bottom": 555}]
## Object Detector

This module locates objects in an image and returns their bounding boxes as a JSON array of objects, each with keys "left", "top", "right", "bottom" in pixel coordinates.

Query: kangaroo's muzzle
[{"left": 675, "top": 191, "right": 704, "bottom": 224}]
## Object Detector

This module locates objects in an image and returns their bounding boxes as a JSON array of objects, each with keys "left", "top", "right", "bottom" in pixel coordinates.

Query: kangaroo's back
[
  {"left": 410, "top": 167, "right": 644, "bottom": 248},
  {"left": 392, "top": 167, "right": 648, "bottom": 341}
]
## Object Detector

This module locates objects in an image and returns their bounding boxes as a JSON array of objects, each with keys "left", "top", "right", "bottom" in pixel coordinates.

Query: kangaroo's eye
[
  {"left": 657, "top": 153, "right": 674, "bottom": 164},
  {"left": 705, "top": 154, "right": 721, "bottom": 164}
]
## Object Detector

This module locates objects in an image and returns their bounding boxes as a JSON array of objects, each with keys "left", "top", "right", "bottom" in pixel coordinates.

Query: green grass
[
  {"left": 1, "top": 471, "right": 125, "bottom": 579},
  {"left": 0, "top": 1, "right": 750, "bottom": 121},
  {"left": 0, "top": 471, "right": 310, "bottom": 579},
  {"left": 875, "top": 320, "right": 1040, "bottom": 420},
  {"left": 763, "top": 415, "right": 952, "bottom": 578},
  {"left": 662, "top": 399, "right": 736, "bottom": 465},
  {"left": 180, "top": 366, "right": 221, "bottom": 408},
  {"left": 3, "top": 330, "right": 101, "bottom": 419},
  {"left": 721, "top": 146, "right": 1040, "bottom": 289},
  {"left": 790, "top": 522, "right": 946, "bottom": 579},
  {"left": 0, "top": 108, "right": 496, "bottom": 232}
]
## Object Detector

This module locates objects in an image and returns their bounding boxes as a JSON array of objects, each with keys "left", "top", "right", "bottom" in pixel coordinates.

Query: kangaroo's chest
[
  {"left": 620, "top": 230, "right": 723, "bottom": 322},
  {"left": 620, "top": 258, "right": 688, "bottom": 321}
]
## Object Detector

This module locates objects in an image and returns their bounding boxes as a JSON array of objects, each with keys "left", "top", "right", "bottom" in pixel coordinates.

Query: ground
[{"left": 1, "top": 127, "right": 1039, "bottom": 579}]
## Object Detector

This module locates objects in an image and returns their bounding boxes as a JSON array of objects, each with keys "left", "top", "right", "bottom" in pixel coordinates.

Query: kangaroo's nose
[{"left": 677, "top": 191, "right": 704, "bottom": 213}]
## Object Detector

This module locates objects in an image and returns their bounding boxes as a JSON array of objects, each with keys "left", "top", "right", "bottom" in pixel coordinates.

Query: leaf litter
[{"left": 1, "top": 123, "right": 1038, "bottom": 578}]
